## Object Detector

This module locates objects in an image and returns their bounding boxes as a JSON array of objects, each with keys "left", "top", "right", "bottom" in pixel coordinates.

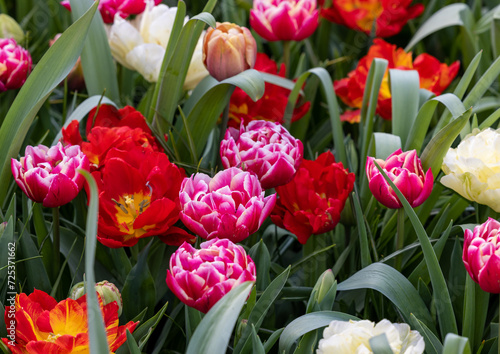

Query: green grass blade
[
  {"left": 0, "top": 2, "right": 98, "bottom": 205},
  {"left": 410, "top": 314, "right": 443, "bottom": 354}
]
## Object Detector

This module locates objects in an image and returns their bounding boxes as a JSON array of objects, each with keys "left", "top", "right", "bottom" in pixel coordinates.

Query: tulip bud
[
  {"left": 0, "top": 38, "right": 32, "bottom": 92},
  {"left": 70, "top": 280, "right": 123, "bottom": 316},
  {"left": 202, "top": 22, "right": 257, "bottom": 81},
  {"left": 0, "top": 14, "right": 25, "bottom": 43},
  {"left": 307, "top": 269, "right": 336, "bottom": 313}
]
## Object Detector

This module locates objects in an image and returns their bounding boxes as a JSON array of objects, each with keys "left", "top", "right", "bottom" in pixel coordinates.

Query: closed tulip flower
[
  {"left": 202, "top": 22, "right": 257, "bottom": 81},
  {"left": 220, "top": 120, "right": 303, "bottom": 189},
  {"left": 166, "top": 238, "right": 256, "bottom": 313},
  {"left": 0, "top": 38, "right": 32, "bottom": 92},
  {"left": 441, "top": 128, "right": 500, "bottom": 212},
  {"left": 179, "top": 167, "right": 276, "bottom": 243},
  {"left": 463, "top": 218, "right": 500, "bottom": 293},
  {"left": 250, "top": 0, "right": 319, "bottom": 42},
  {"left": 70, "top": 280, "right": 123, "bottom": 316},
  {"left": 317, "top": 319, "right": 425, "bottom": 354},
  {"left": 11, "top": 143, "right": 89, "bottom": 208},
  {"left": 366, "top": 149, "right": 433, "bottom": 209}
]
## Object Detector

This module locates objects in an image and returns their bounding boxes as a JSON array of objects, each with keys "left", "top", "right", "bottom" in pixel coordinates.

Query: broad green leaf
[
  {"left": 264, "top": 328, "right": 283, "bottom": 353},
  {"left": 0, "top": 2, "right": 98, "bottom": 205},
  {"left": 294, "top": 330, "right": 319, "bottom": 354},
  {"left": 370, "top": 133, "right": 401, "bottom": 160},
  {"left": 185, "top": 306, "right": 202, "bottom": 344},
  {"left": 390, "top": 70, "right": 420, "bottom": 147},
  {"left": 279, "top": 311, "right": 359, "bottom": 354},
  {"left": 68, "top": 0, "right": 120, "bottom": 103},
  {"left": 410, "top": 314, "right": 442, "bottom": 354},
  {"left": 442, "top": 333, "right": 471, "bottom": 354},
  {"left": 421, "top": 108, "right": 472, "bottom": 179},
  {"left": 337, "top": 263, "right": 435, "bottom": 333},
  {"left": 369, "top": 334, "right": 393, "bottom": 354},
  {"left": 128, "top": 301, "right": 168, "bottom": 349},
  {"left": 249, "top": 240, "right": 271, "bottom": 291},
  {"left": 251, "top": 325, "right": 265, "bottom": 354},
  {"left": 474, "top": 5, "right": 500, "bottom": 34},
  {"left": 32, "top": 203, "right": 54, "bottom": 280},
  {"left": 406, "top": 4, "right": 472, "bottom": 50},
  {"left": 79, "top": 169, "right": 110, "bottom": 353},
  {"left": 126, "top": 330, "right": 141, "bottom": 354},
  {"left": 186, "top": 281, "right": 254, "bottom": 354},
  {"left": 350, "top": 192, "right": 371, "bottom": 268}
]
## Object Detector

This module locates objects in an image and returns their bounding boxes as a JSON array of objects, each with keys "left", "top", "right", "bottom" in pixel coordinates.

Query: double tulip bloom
[
  {"left": 0, "top": 38, "right": 32, "bottom": 92},
  {"left": 463, "top": 218, "right": 500, "bottom": 294},
  {"left": 203, "top": 22, "right": 257, "bottom": 82},
  {"left": 250, "top": 0, "right": 319, "bottom": 41},
  {"left": 11, "top": 143, "right": 89, "bottom": 208},
  {"left": 220, "top": 120, "right": 303, "bottom": 189},
  {"left": 166, "top": 238, "right": 256, "bottom": 313},
  {"left": 179, "top": 167, "right": 276, "bottom": 243},
  {"left": 271, "top": 151, "right": 354, "bottom": 244},
  {"left": 366, "top": 149, "right": 433, "bottom": 209},
  {"left": 1, "top": 289, "right": 137, "bottom": 353}
]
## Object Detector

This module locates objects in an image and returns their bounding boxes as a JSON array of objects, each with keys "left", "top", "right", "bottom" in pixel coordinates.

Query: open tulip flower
[
  {"left": 11, "top": 142, "right": 89, "bottom": 208},
  {"left": 166, "top": 238, "right": 256, "bottom": 313},
  {"left": 319, "top": 0, "right": 424, "bottom": 37},
  {"left": 0, "top": 38, "right": 32, "bottom": 92},
  {"left": 463, "top": 218, "right": 500, "bottom": 294},
  {"left": 334, "top": 39, "right": 459, "bottom": 123},
  {"left": 1, "top": 289, "right": 137, "bottom": 353},
  {"left": 202, "top": 22, "right": 257, "bottom": 82},
  {"left": 366, "top": 149, "right": 433, "bottom": 209},
  {"left": 179, "top": 167, "right": 276, "bottom": 243},
  {"left": 441, "top": 128, "right": 500, "bottom": 212},
  {"left": 220, "top": 120, "right": 304, "bottom": 189},
  {"left": 271, "top": 151, "right": 355, "bottom": 244},
  {"left": 250, "top": 0, "right": 319, "bottom": 42}
]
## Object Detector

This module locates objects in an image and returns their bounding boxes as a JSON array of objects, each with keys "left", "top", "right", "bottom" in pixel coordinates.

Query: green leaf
[
  {"left": 129, "top": 301, "right": 168, "bottom": 348},
  {"left": 474, "top": 5, "right": 500, "bottom": 34},
  {"left": 0, "top": 2, "right": 98, "bottom": 205},
  {"left": 249, "top": 240, "right": 271, "bottom": 291},
  {"left": 369, "top": 333, "right": 394, "bottom": 354},
  {"left": 78, "top": 169, "right": 110, "bottom": 353},
  {"left": 186, "top": 281, "right": 254, "bottom": 354},
  {"left": 410, "top": 314, "right": 443, "bottom": 354},
  {"left": 250, "top": 325, "right": 266, "bottom": 354},
  {"left": 390, "top": 70, "right": 420, "bottom": 147},
  {"left": 337, "top": 263, "right": 435, "bottom": 333},
  {"left": 442, "top": 333, "right": 471, "bottom": 354},
  {"left": 406, "top": 3, "right": 472, "bottom": 50},
  {"left": 68, "top": 0, "right": 120, "bottom": 103},
  {"left": 279, "top": 311, "right": 358, "bottom": 354},
  {"left": 350, "top": 192, "right": 371, "bottom": 268},
  {"left": 370, "top": 133, "right": 401, "bottom": 160},
  {"left": 420, "top": 108, "right": 472, "bottom": 179},
  {"left": 126, "top": 329, "right": 141, "bottom": 354},
  {"left": 264, "top": 328, "right": 283, "bottom": 353}
]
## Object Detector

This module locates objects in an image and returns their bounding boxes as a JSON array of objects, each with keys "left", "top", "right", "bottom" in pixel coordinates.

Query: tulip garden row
[{"left": 1, "top": 0, "right": 500, "bottom": 353}]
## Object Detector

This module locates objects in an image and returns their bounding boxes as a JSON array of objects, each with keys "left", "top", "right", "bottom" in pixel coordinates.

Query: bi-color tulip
[{"left": 0, "top": 38, "right": 32, "bottom": 92}]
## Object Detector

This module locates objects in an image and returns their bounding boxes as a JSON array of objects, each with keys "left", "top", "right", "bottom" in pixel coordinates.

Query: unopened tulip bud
[
  {"left": 70, "top": 280, "right": 123, "bottom": 316},
  {"left": 0, "top": 14, "right": 24, "bottom": 43},
  {"left": 202, "top": 22, "right": 257, "bottom": 81}
]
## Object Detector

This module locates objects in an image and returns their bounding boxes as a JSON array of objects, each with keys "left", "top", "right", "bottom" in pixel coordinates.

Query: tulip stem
[
  {"left": 283, "top": 41, "right": 291, "bottom": 78},
  {"left": 394, "top": 208, "right": 405, "bottom": 271},
  {"left": 218, "top": 102, "right": 231, "bottom": 170},
  {"left": 52, "top": 207, "right": 60, "bottom": 283}
]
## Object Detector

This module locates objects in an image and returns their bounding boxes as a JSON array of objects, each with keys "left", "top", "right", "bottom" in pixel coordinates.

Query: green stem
[
  {"left": 283, "top": 40, "right": 291, "bottom": 79},
  {"left": 52, "top": 207, "right": 60, "bottom": 282},
  {"left": 394, "top": 208, "right": 405, "bottom": 271},
  {"left": 217, "top": 102, "right": 230, "bottom": 170}
]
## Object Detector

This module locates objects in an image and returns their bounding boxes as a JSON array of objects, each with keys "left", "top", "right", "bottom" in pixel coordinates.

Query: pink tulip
[
  {"left": 220, "top": 120, "right": 303, "bottom": 189},
  {"left": 366, "top": 149, "right": 433, "bottom": 209},
  {"left": 463, "top": 218, "right": 500, "bottom": 293},
  {"left": 179, "top": 167, "right": 276, "bottom": 242},
  {"left": 60, "top": 0, "right": 161, "bottom": 23},
  {"left": 250, "top": 0, "right": 319, "bottom": 41},
  {"left": 0, "top": 38, "right": 32, "bottom": 92},
  {"left": 11, "top": 142, "right": 89, "bottom": 208},
  {"left": 166, "top": 238, "right": 256, "bottom": 313}
]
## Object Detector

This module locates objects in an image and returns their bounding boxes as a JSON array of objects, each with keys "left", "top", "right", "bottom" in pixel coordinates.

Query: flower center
[{"left": 113, "top": 191, "right": 152, "bottom": 239}]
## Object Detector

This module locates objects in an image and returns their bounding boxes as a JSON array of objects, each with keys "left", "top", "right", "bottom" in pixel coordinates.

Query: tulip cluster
[
  {"left": 335, "top": 39, "right": 459, "bottom": 122},
  {"left": 1, "top": 289, "right": 137, "bottom": 353},
  {"left": 166, "top": 238, "right": 256, "bottom": 313},
  {"left": 0, "top": 38, "right": 32, "bottom": 92}
]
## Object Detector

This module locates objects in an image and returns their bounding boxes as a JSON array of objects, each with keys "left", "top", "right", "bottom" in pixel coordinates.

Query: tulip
[
  {"left": 202, "top": 22, "right": 257, "bottom": 81},
  {"left": 11, "top": 142, "right": 89, "bottom": 208},
  {"left": 107, "top": 3, "right": 208, "bottom": 89},
  {"left": 250, "top": 0, "right": 319, "bottom": 42},
  {"left": 0, "top": 14, "right": 25, "bottom": 43},
  {"left": 463, "top": 218, "right": 500, "bottom": 293},
  {"left": 179, "top": 167, "right": 276, "bottom": 243},
  {"left": 441, "top": 128, "right": 500, "bottom": 212},
  {"left": 334, "top": 39, "right": 459, "bottom": 122},
  {"left": 319, "top": 0, "right": 424, "bottom": 38},
  {"left": 271, "top": 151, "right": 354, "bottom": 244},
  {"left": 317, "top": 319, "right": 425, "bottom": 354},
  {"left": 0, "top": 38, "right": 32, "bottom": 92},
  {"left": 220, "top": 120, "right": 303, "bottom": 189},
  {"left": 366, "top": 149, "right": 433, "bottom": 209},
  {"left": 70, "top": 280, "right": 123, "bottom": 316},
  {"left": 1, "top": 289, "right": 137, "bottom": 353},
  {"left": 166, "top": 238, "right": 256, "bottom": 313}
]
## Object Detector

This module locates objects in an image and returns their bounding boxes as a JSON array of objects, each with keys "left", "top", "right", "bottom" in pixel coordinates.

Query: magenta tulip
[
  {"left": 11, "top": 142, "right": 89, "bottom": 208},
  {"left": 220, "top": 120, "right": 304, "bottom": 189},
  {"left": 366, "top": 149, "right": 433, "bottom": 209},
  {"left": 463, "top": 218, "right": 500, "bottom": 293},
  {"left": 250, "top": 0, "right": 319, "bottom": 42},
  {"left": 0, "top": 38, "right": 32, "bottom": 92},
  {"left": 179, "top": 167, "right": 276, "bottom": 242},
  {"left": 166, "top": 238, "right": 256, "bottom": 313}
]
